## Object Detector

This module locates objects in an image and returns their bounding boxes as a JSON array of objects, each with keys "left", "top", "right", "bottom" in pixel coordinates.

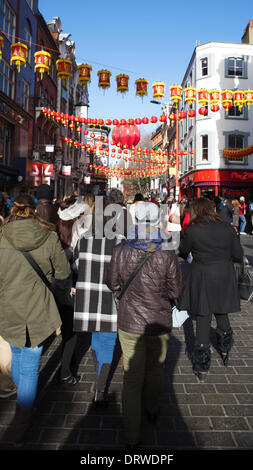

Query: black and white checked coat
[{"left": 73, "top": 236, "right": 122, "bottom": 332}]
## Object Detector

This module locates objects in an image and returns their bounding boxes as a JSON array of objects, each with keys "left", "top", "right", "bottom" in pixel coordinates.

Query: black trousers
[{"left": 195, "top": 313, "right": 231, "bottom": 345}]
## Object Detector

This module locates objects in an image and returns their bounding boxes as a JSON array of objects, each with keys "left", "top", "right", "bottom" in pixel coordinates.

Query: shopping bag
[{"left": 172, "top": 306, "right": 189, "bottom": 327}]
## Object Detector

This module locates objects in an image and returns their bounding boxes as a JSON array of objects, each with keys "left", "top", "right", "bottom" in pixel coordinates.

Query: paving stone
[
  {"left": 211, "top": 417, "right": 250, "bottom": 431},
  {"left": 194, "top": 431, "right": 236, "bottom": 448}
]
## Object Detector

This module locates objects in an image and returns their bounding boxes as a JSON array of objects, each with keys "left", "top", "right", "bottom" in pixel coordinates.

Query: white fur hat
[{"left": 58, "top": 197, "right": 89, "bottom": 221}]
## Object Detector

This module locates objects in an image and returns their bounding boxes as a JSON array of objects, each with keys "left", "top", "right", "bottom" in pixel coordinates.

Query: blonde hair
[
  {"left": 83, "top": 194, "right": 95, "bottom": 212},
  {"left": 1, "top": 194, "right": 55, "bottom": 232},
  {"left": 232, "top": 199, "right": 240, "bottom": 207}
]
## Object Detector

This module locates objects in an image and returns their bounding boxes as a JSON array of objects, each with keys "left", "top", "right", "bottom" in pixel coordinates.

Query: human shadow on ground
[{"left": 54, "top": 323, "right": 196, "bottom": 451}]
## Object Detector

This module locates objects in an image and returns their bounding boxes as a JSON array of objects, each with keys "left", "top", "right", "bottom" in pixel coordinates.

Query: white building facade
[{"left": 179, "top": 27, "right": 253, "bottom": 200}]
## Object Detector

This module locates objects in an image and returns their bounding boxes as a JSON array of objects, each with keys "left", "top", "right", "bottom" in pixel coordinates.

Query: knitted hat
[
  {"left": 36, "top": 184, "right": 52, "bottom": 200},
  {"left": 134, "top": 202, "right": 160, "bottom": 226}
]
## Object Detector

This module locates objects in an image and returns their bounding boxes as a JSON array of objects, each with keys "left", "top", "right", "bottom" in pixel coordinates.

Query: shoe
[
  {"left": 240, "top": 232, "right": 247, "bottom": 235},
  {"left": 216, "top": 328, "right": 233, "bottom": 367},
  {"left": 60, "top": 375, "right": 81, "bottom": 385},
  {"left": 92, "top": 390, "right": 109, "bottom": 407},
  {"left": 191, "top": 344, "right": 211, "bottom": 382},
  {"left": 0, "top": 386, "right": 17, "bottom": 399},
  {"left": 194, "top": 371, "right": 208, "bottom": 383}
]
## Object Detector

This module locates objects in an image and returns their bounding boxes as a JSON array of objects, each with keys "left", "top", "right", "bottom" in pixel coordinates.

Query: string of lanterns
[
  {"left": 1, "top": 33, "right": 253, "bottom": 108},
  {"left": 223, "top": 145, "right": 253, "bottom": 159}
]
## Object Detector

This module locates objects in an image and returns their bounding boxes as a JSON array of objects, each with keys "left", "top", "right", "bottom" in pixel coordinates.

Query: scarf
[{"left": 126, "top": 224, "right": 164, "bottom": 252}]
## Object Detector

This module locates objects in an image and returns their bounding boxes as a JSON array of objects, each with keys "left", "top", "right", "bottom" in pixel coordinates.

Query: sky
[{"left": 39, "top": 0, "right": 253, "bottom": 128}]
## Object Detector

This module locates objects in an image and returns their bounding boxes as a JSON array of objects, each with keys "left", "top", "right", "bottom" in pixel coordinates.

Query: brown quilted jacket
[{"left": 106, "top": 241, "right": 182, "bottom": 335}]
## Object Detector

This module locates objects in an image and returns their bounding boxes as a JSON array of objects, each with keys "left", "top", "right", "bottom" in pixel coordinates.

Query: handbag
[
  {"left": 113, "top": 252, "right": 151, "bottom": 307},
  {"left": 235, "top": 258, "right": 253, "bottom": 302}
]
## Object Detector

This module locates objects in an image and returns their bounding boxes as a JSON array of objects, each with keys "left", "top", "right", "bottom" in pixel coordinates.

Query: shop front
[{"left": 180, "top": 169, "right": 253, "bottom": 200}]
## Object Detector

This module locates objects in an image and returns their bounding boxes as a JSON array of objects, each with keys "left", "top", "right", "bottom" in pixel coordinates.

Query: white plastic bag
[{"left": 172, "top": 306, "right": 189, "bottom": 327}]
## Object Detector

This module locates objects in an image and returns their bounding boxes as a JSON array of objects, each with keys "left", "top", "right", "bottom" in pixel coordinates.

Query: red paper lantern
[
  {"left": 210, "top": 89, "right": 220, "bottom": 105},
  {"left": 210, "top": 104, "right": 220, "bottom": 112},
  {"left": 78, "top": 64, "right": 92, "bottom": 85},
  {"left": 10, "top": 42, "right": 28, "bottom": 72},
  {"left": 184, "top": 87, "right": 196, "bottom": 104},
  {"left": 170, "top": 85, "right": 182, "bottom": 103},
  {"left": 159, "top": 115, "right": 167, "bottom": 123},
  {"left": 150, "top": 116, "right": 158, "bottom": 124},
  {"left": 116, "top": 74, "right": 129, "bottom": 93},
  {"left": 199, "top": 106, "right": 207, "bottom": 116},
  {"left": 152, "top": 81, "right": 165, "bottom": 100},
  {"left": 142, "top": 117, "right": 149, "bottom": 124},
  {"left": 0, "top": 36, "right": 3, "bottom": 59},
  {"left": 56, "top": 58, "right": 72, "bottom": 81},
  {"left": 112, "top": 124, "right": 141, "bottom": 148},
  {"left": 188, "top": 109, "right": 196, "bottom": 120},
  {"left": 34, "top": 50, "right": 51, "bottom": 79},
  {"left": 97, "top": 69, "right": 111, "bottom": 89},
  {"left": 233, "top": 90, "right": 244, "bottom": 111},
  {"left": 198, "top": 89, "right": 209, "bottom": 106},
  {"left": 135, "top": 78, "right": 149, "bottom": 98},
  {"left": 244, "top": 89, "right": 253, "bottom": 108},
  {"left": 135, "top": 118, "right": 142, "bottom": 125},
  {"left": 105, "top": 119, "right": 112, "bottom": 126},
  {"left": 221, "top": 90, "right": 233, "bottom": 111},
  {"left": 169, "top": 113, "right": 176, "bottom": 122},
  {"left": 178, "top": 111, "right": 187, "bottom": 121}
]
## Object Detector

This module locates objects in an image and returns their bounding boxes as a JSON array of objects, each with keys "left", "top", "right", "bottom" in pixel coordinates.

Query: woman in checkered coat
[{"left": 74, "top": 190, "right": 127, "bottom": 405}]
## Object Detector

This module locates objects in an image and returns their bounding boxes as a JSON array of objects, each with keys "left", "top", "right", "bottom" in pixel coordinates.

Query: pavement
[{"left": 0, "top": 234, "right": 253, "bottom": 456}]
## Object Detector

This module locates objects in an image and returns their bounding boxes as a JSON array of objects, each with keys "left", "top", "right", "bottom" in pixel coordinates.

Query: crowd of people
[{"left": 0, "top": 184, "right": 250, "bottom": 449}]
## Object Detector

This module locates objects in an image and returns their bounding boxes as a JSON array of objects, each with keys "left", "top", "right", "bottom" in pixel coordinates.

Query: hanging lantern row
[
  {"left": 223, "top": 145, "right": 253, "bottom": 158},
  {"left": 1, "top": 34, "right": 253, "bottom": 109}
]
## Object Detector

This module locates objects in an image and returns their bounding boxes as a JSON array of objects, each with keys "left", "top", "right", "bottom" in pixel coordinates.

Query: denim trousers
[
  {"left": 10, "top": 343, "right": 43, "bottom": 409},
  {"left": 239, "top": 214, "right": 246, "bottom": 233},
  {"left": 118, "top": 328, "right": 170, "bottom": 445}
]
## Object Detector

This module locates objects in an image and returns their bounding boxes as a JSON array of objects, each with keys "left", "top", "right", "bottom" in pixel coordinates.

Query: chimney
[{"left": 241, "top": 20, "right": 253, "bottom": 44}]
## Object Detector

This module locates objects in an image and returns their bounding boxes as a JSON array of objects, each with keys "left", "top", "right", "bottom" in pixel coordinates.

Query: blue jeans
[
  {"left": 239, "top": 214, "right": 246, "bottom": 233},
  {"left": 10, "top": 344, "right": 43, "bottom": 409}
]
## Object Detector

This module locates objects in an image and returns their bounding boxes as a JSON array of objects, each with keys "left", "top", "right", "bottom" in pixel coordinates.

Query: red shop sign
[{"left": 43, "top": 163, "right": 53, "bottom": 177}]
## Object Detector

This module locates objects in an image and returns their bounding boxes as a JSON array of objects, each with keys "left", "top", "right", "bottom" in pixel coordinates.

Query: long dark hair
[
  {"left": 189, "top": 198, "right": 222, "bottom": 225},
  {"left": 57, "top": 195, "right": 77, "bottom": 249},
  {"left": 0, "top": 194, "right": 55, "bottom": 231}
]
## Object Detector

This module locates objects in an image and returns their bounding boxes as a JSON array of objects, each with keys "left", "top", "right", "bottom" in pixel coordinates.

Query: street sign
[
  {"left": 43, "top": 163, "right": 53, "bottom": 177},
  {"left": 45, "top": 145, "right": 54, "bottom": 153},
  {"left": 32, "top": 163, "right": 42, "bottom": 176}
]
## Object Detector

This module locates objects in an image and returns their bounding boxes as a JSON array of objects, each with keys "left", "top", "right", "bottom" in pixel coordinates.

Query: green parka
[{"left": 0, "top": 218, "right": 71, "bottom": 348}]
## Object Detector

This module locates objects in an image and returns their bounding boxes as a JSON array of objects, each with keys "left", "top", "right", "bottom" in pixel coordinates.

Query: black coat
[{"left": 179, "top": 217, "right": 243, "bottom": 316}]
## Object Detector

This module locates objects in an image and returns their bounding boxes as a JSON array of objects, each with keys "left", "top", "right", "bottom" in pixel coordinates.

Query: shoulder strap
[
  {"left": 117, "top": 252, "right": 151, "bottom": 301},
  {"left": 21, "top": 251, "right": 53, "bottom": 293}
]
